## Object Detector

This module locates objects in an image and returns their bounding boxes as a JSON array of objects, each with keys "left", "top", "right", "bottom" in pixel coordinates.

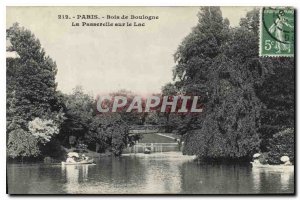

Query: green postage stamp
[{"left": 260, "top": 7, "right": 295, "bottom": 57}]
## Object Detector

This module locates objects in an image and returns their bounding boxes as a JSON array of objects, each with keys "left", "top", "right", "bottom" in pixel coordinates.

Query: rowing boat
[
  {"left": 62, "top": 159, "right": 95, "bottom": 165},
  {"left": 251, "top": 162, "right": 294, "bottom": 170}
]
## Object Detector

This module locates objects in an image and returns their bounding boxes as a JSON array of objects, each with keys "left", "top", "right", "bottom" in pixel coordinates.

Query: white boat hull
[
  {"left": 62, "top": 159, "right": 95, "bottom": 165},
  {"left": 251, "top": 162, "right": 294, "bottom": 170}
]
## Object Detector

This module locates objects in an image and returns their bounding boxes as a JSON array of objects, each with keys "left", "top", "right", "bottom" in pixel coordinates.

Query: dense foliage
[
  {"left": 267, "top": 128, "right": 294, "bottom": 164},
  {"left": 6, "top": 25, "right": 132, "bottom": 159},
  {"left": 86, "top": 113, "right": 129, "bottom": 156},
  {"left": 6, "top": 8, "right": 294, "bottom": 163},
  {"left": 6, "top": 23, "right": 63, "bottom": 159},
  {"left": 167, "top": 7, "right": 294, "bottom": 162},
  {"left": 7, "top": 129, "right": 40, "bottom": 158},
  {"left": 256, "top": 59, "right": 295, "bottom": 152},
  {"left": 28, "top": 118, "right": 59, "bottom": 144},
  {"left": 59, "top": 87, "right": 131, "bottom": 156}
]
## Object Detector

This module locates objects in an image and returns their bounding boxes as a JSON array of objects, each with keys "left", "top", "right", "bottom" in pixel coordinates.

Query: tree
[
  {"left": 28, "top": 118, "right": 59, "bottom": 144},
  {"left": 170, "top": 7, "right": 230, "bottom": 139},
  {"left": 239, "top": 9, "right": 295, "bottom": 157},
  {"left": 173, "top": 7, "right": 229, "bottom": 96},
  {"left": 173, "top": 7, "right": 264, "bottom": 161},
  {"left": 7, "top": 129, "right": 40, "bottom": 159},
  {"left": 6, "top": 23, "right": 64, "bottom": 158},
  {"left": 256, "top": 58, "right": 294, "bottom": 152},
  {"left": 85, "top": 113, "right": 129, "bottom": 156},
  {"left": 108, "top": 89, "right": 144, "bottom": 125},
  {"left": 267, "top": 128, "right": 294, "bottom": 164},
  {"left": 161, "top": 83, "right": 178, "bottom": 96},
  {"left": 60, "top": 87, "right": 131, "bottom": 156},
  {"left": 59, "top": 86, "right": 94, "bottom": 147},
  {"left": 7, "top": 23, "right": 61, "bottom": 126}
]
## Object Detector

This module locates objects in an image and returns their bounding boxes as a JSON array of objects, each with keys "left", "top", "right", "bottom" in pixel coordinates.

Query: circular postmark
[
  {"left": 260, "top": 7, "right": 294, "bottom": 56},
  {"left": 262, "top": 7, "right": 294, "bottom": 45}
]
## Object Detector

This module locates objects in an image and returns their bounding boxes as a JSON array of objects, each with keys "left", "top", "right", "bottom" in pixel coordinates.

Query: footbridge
[{"left": 125, "top": 125, "right": 182, "bottom": 153}]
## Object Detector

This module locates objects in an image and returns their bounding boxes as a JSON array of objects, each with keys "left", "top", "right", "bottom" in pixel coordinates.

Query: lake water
[{"left": 7, "top": 152, "right": 294, "bottom": 194}]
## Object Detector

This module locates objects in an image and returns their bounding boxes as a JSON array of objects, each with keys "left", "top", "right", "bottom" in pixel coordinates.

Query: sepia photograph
[{"left": 5, "top": 6, "right": 295, "bottom": 195}]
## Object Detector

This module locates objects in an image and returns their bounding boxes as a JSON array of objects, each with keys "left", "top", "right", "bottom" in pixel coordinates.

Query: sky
[{"left": 7, "top": 6, "right": 253, "bottom": 96}]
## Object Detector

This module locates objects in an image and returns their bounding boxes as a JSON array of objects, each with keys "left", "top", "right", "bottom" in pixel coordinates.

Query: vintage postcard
[{"left": 6, "top": 6, "right": 295, "bottom": 194}]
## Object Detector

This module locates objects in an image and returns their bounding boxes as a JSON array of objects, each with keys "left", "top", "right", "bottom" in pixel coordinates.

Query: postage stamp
[{"left": 260, "top": 7, "right": 295, "bottom": 57}]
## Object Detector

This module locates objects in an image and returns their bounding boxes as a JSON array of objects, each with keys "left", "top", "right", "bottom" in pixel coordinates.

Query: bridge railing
[
  {"left": 125, "top": 143, "right": 180, "bottom": 153},
  {"left": 129, "top": 125, "right": 166, "bottom": 134}
]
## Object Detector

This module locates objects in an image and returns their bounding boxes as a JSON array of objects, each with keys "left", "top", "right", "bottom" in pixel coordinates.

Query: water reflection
[
  {"left": 180, "top": 163, "right": 254, "bottom": 194},
  {"left": 138, "top": 154, "right": 183, "bottom": 193},
  {"left": 82, "top": 165, "right": 89, "bottom": 181},
  {"left": 61, "top": 164, "right": 93, "bottom": 193},
  {"left": 7, "top": 152, "right": 294, "bottom": 194},
  {"left": 280, "top": 170, "right": 294, "bottom": 190},
  {"left": 251, "top": 166, "right": 294, "bottom": 193},
  {"left": 59, "top": 153, "right": 194, "bottom": 194},
  {"left": 252, "top": 167, "right": 261, "bottom": 192}
]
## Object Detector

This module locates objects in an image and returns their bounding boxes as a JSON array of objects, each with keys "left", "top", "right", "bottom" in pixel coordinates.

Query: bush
[
  {"left": 28, "top": 117, "right": 59, "bottom": 144},
  {"left": 7, "top": 129, "right": 40, "bottom": 158},
  {"left": 267, "top": 128, "right": 294, "bottom": 164}
]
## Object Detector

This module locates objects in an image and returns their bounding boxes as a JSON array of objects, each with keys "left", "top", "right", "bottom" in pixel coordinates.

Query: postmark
[{"left": 260, "top": 7, "right": 294, "bottom": 57}]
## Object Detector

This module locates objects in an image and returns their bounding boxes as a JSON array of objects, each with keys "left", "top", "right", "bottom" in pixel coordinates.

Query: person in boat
[
  {"left": 281, "top": 156, "right": 292, "bottom": 166},
  {"left": 252, "top": 153, "right": 270, "bottom": 165},
  {"left": 252, "top": 153, "right": 262, "bottom": 164},
  {"left": 81, "top": 154, "right": 89, "bottom": 161},
  {"left": 66, "top": 155, "right": 76, "bottom": 163},
  {"left": 284, "top": 160, "right": 292, "bottom": 166},
  {"left": 144, "top": 147, "right": 151, "bottom": 154}
]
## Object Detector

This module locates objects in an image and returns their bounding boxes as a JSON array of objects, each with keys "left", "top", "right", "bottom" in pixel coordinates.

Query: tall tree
[
  {"left": 173, "top": 7, "right": 264, "bottom": 161},
  {"left": 256, "top": 58, "right": 295, "bottom": 152},
  {"left": 108, "top": 90, "right": 143, "bottom": 125},
  {"left": 60, "top": 87, "right": 131, "bottom": 156},
  {"left": 85, "top": 113, "right": 129, "bottom": 156},
  {"left": 58, "top": 86, "right": 94, "bottom": 147},
  {"left": 7, "top": 23, "right": 63, "bottom": 158}
]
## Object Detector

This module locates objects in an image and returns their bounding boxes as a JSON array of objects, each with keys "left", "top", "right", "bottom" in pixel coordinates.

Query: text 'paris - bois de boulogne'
[{"left": 57, "top": 14, "right": 160, "bottom": 27}]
